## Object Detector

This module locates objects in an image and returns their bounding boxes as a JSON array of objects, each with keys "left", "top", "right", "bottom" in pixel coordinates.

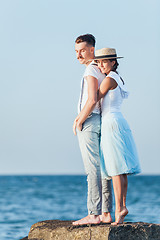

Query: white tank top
[{"left": 101, "top": 71, "right": 129, "bottom": 117}]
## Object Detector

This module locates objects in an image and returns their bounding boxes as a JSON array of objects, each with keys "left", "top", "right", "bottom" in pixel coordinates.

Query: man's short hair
[{"left": 75, "top": 34, "right": 96, "bottom": 47}]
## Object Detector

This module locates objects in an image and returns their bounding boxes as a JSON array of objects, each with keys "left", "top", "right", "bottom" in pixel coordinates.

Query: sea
[{"left": 0, "top": 175, "right": 160, "bottom": 240}]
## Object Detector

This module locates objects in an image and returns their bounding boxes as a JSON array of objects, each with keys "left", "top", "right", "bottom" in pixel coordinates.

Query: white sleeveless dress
[{"left": 100, "top": 71, "right": 141, "bottom": 179}]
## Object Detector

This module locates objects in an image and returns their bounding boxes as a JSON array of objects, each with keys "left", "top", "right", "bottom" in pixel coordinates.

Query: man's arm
[{"left": 73, "top": 75, "right": 98, "bottom": 135}]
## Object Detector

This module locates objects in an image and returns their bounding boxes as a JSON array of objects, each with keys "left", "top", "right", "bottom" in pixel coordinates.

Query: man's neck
[
  {"left": 85, "top": 60, "right": 92, "bottom": 67},
  {"left": 85, "top": 61, "right": 92, "bottom": 67},
  {"left": 85, "top": 54, "right": 95, "bottom": 66}
]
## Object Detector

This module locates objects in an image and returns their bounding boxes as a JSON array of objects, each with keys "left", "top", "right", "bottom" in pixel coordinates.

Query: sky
[{"left": 0, "top": 0, "right": 159, "bottom": 175}]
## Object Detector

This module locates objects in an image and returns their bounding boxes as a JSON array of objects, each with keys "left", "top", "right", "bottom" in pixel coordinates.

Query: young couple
[{"left": 72, "top": 34, "right": 141, "bottom": 225}]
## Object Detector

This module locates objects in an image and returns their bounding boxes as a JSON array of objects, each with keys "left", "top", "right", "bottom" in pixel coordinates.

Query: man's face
[{"left": 75, "top": 42, "right": 94, "bottom": 65}]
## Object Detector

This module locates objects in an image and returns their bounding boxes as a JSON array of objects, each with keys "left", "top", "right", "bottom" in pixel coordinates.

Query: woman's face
[{"left": 96, "top": 59, "right": 115, "bottom": 74}]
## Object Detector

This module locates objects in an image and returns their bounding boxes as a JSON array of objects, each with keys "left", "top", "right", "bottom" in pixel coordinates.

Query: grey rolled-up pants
[{"left": 77, "top": 113, "right": 112, "bottom": 215}]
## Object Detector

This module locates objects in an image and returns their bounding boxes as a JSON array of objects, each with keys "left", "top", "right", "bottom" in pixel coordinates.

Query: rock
[{"left": 26, "top": 220, "right": 160, "bottom": 240}]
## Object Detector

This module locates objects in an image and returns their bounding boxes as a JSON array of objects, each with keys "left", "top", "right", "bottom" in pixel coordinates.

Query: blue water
[{"left": 0, "top": 175, "right": 160, "bottom": 240}]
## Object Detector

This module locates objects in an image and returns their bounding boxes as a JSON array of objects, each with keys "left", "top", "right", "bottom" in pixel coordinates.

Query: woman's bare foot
[
  {"left": 121, "top": 207, "right": 128, "bottom": 218},
  {"left": 100, "top": 212, "right": 112, "bottom": 223},
  {"left": 72, "top": 215, "right": 101, "bottom": 225},
  {"left": 111, "top": 207, "right": 128, "bottom": 225}
]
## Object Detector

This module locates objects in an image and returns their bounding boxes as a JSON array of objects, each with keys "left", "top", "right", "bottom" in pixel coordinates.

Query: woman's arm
[{"left": 97, "top": 77, "right": 118, "bottom": 101}]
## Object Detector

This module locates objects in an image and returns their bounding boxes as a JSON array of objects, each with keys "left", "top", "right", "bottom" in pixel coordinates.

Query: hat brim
[{"left": 93, "top": 56, "right": 123, "bottom": 60}]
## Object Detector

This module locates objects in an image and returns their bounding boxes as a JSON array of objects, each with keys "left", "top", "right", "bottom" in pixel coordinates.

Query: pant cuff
[
  {"left": 102, "top": 207, "right": 112, "bottom": 213},
  {"left": 89, "top": 210, "right": 101, "bottom": 215}
]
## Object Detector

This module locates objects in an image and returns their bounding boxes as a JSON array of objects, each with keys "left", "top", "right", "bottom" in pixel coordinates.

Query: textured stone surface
[{"left": 25, "top": 220, "right": 160, "bottom": 240}]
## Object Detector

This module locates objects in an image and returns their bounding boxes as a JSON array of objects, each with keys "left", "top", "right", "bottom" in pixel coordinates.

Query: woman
[{"left": 94, "top": 48, "right": 141, "bottom": 225}]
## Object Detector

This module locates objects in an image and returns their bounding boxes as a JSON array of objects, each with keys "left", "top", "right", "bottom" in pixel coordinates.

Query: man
[{"left": 72, "top": 34, "right": 112, "bottom": 225}]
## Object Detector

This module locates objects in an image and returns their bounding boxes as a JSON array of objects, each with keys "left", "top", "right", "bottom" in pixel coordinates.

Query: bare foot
[
  {"left": 72, "top": 215, "right": 101, "bottom": 225},
  {"left": 111, "top": 207, "right": 128, "bottom": 225},
  {"left": 100, "top": 212, "right": 112, "bottom": 223},
  {"left": 121, "top": 207, "right": 129, "bottom": 217}
]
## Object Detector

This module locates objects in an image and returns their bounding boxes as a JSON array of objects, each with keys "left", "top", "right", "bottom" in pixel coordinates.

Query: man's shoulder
[
  {"left": 87, "top": 63, "right": 99, "bottom": 71},
  {"left": 84, "top": 63, "right": 102, "bottom": 78}
]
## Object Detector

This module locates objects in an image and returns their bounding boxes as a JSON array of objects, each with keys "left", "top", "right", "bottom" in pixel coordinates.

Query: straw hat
[{"left": 94, "top": 48, "right": 123, "bottom": 60}]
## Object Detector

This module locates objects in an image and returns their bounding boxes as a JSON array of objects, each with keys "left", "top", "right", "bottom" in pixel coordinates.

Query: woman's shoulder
[
  {"left": 107, "top": 71, "right": 120, "bottom": 80},
  {"left": 107, "top": 71, "right": 129, "bottom": 99},
  {"left": 107, "top": 71, "right": 124, "bottom": 86}
]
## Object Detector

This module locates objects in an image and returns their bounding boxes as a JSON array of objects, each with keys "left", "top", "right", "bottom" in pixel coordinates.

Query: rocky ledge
[{"left": 22, "top": 220, "right": 160, "bottom": 240}]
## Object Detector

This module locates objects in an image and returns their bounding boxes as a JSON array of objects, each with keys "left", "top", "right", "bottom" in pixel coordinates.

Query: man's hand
[
  {"left": 73, "top": 120, "right": 77, "bottom": 136},
  {"left": 73, "top": 119, "right": 82, "bottom": 136},
  {"left": 77, "top": 121, "right": 82, "bottom": 132}
]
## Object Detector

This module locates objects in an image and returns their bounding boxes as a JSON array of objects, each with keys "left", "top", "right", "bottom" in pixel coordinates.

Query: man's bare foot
[
  {"left": 100, "top": 212, "right": 112, "bottom": 223},
  {"left": 72, "top": 215, "right": 101, "bottom": 225},
  {"left": 111, "top": 207, "right": 128, "bottom": 225}
]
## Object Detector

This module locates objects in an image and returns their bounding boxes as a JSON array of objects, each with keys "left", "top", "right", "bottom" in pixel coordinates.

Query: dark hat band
[{"left": 95, "top": 54, "right": 117, "bottom": 59}]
